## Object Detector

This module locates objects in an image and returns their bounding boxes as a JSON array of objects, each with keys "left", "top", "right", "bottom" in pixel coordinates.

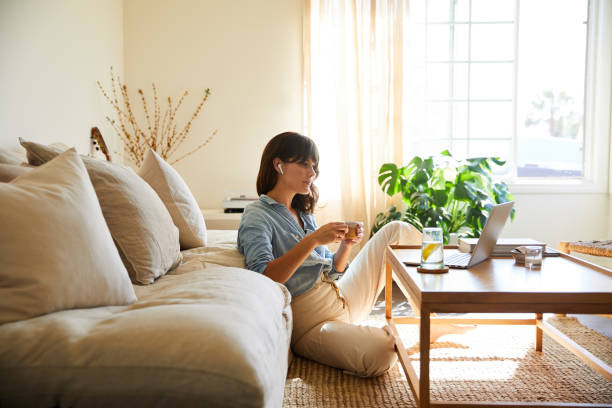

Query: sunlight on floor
[
  {"left": 403, "top": 361, "right": 521, "bottom": 381},
  {"left": 395, "top": 325, "right": 534, "bottom": 381}
]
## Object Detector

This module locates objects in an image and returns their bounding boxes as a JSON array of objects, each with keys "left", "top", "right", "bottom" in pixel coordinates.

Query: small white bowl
[{"left": 511, "top": 248, "right": 525, "bottom": 264}]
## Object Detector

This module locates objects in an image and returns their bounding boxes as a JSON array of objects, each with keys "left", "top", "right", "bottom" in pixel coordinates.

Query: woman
[{"left": 238, "top": 131, "right": 421, "bottom": 377}]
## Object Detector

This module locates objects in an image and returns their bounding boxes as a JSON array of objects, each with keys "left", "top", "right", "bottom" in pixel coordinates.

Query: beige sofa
[
  {"left": 0, "top": 145, "right": 292, "bottom": 407},
  {"left": 0, "top": 230, "right": 292, "bottom": 407}
]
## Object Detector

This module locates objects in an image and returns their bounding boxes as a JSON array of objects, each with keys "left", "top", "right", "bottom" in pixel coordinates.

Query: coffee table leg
[
  {"left": 419, "top": 308, "right": 431, "bottom": 408},
  {"left": 535, "top": 313, "right": 543, "bottom": 351},
  {"left": 385, "top": 262, "right": 393, "bottom": 319}
]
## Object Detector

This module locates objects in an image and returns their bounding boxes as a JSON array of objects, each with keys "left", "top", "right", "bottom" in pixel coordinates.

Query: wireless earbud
[{"left": 278, "top": 164, "right": 284, "bottom": 175}]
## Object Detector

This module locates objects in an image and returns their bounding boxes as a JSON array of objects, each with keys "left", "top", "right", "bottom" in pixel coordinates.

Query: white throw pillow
[
  {"left": 0, "top": 146, "right": 27, "bottom": 165},
  {"left": 0, "top": 163, "right": 31, "bottom": 182},
  {"left": 0, "top": 149, "right": 137, "bottom": 325},
  {"left": 138, "top": 149, "right": 207, "bottom": 249},
  {"left": 19, "top": 139, "right": 182, "bottom": 284}
]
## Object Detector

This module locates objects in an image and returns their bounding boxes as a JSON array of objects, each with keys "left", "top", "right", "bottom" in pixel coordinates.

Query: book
[{"left": 458, "top": 237, "right": 546, "bottom": 255}]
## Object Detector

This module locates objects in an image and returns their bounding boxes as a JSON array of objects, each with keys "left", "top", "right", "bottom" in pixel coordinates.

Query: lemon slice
[{"left": 422, "top": 243, "right": 440, "bottom": 261}]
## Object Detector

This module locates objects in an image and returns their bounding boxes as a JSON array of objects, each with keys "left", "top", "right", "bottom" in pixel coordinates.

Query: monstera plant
[{"left": 371, "top": 150, "right": 515, "bottom": 243}]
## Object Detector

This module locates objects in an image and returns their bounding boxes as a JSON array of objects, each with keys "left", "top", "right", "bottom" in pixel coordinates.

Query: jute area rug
[{"left": 283, "top": 316, "right": 612, "bottom": 407}]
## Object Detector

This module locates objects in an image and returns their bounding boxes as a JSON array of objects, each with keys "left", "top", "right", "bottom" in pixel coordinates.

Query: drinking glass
[
  {"left": 420, "top": 227, "right": 444, "bottom": 269},
  {"left": 524, "top": 246, "right": 543, "bottom": 270}
]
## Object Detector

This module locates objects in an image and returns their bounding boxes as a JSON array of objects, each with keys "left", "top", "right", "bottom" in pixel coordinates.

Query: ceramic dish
[{"left": 511, "top": 248, "right": 525, "bottom": 264}]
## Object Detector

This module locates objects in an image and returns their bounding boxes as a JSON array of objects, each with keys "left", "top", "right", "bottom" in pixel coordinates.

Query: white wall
[
  {"left": 503, "top": 193, "right": 609, "bottom": 249},
  {"left": 123, "top": 0, "right": 303, "bottom": 209},
  {"left": 0, "top": 0, "right": 124, "bottom": 153}
]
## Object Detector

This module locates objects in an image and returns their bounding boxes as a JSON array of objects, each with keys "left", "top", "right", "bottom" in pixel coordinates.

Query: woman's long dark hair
[{"left": 256, "top": 132, "right": 319, "bottom": 214}]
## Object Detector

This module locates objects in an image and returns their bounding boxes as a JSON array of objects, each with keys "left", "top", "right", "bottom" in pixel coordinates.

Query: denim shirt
[{"left": 237, "top": 194, "right": 344, "bottom": 297}]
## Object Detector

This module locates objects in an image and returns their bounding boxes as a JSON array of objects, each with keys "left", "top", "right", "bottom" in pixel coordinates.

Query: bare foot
[{"left": 429, "top": 324, "right": 476, "bottom": 343}]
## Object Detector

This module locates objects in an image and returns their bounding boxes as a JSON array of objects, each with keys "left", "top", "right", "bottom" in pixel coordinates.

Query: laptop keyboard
[{"left": 445, "top": 252, "right": 471, "bottom": 267}]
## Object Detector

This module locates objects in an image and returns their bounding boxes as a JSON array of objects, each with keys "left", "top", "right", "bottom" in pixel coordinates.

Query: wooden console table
[
  {"left": 385, "top": 245, "right": 612, "bottom": 408},
  {"left": 200, "top": 209, "right": 241, "bottom": 230},
  {"left": 558, "top": 240, "right": 612, "bottom": 258}
]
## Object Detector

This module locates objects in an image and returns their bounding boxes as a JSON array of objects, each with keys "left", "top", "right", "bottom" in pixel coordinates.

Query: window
[{"left": 403, "top": 0, "right": 611, "bottom": 190}]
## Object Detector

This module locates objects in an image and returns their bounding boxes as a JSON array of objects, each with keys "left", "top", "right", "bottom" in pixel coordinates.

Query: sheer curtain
[{"left": 304, "top": 0, "right": 424, "bottom": 239}]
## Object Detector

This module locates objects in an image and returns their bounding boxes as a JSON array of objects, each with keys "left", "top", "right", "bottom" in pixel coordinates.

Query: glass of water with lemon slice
[{"left": 420, "top": 227, "right": 444, "bottom": 270}]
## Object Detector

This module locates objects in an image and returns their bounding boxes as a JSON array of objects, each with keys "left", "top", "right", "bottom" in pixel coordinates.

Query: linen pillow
[
  {"left": 0, "top": 163, "right": 31, "bottom": 182},
  {"left": 19, "top": 138, "right": 64, "bottom": 165},
  {"left": 138, "top": 149, "right": 207, "bottom": 249},
  {"left": 0, "top": 146, "right": 27, "bottom": 165},
  {"left": 0, "top": 149, "right": 137, "bottom": 325},
  {"left": 20, "top": 139, "right": 182, "bottom": 284}
]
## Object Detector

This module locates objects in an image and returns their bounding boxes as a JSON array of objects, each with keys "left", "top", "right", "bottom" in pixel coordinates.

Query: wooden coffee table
[{"left": 385, "top": 245, "right": 612, "bottom": 408}]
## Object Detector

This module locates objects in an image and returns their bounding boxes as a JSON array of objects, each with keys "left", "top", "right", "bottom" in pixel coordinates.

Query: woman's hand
[
  {"left": 309, "top": 222, "right": 348, "bottom": 246},
  {"left": 341, "top": 223, "right": 364, "bottom": 247}
]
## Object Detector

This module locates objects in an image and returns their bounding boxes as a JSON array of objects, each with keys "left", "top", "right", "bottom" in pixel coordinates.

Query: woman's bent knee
[
  {"left": 351, "top": 325, "right": 397, "bottom": 377},
  {"left": 293, "top": 321, "right": 397, "bottom": 378},
  {"left": 376, "top": 220, "right": 420, "bottom": 246}
]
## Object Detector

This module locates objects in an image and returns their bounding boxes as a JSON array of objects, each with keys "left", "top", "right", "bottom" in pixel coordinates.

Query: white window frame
[
  {"left": 419, "top": 0, "right": 611, "bottom": 194},
  {"left": 509, "top": 0, "right": 611, "bottom": 194}
]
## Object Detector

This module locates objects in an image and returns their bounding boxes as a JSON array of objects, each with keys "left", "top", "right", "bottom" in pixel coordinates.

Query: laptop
[{"left": 444, "top": 201, "right": 515, "bottom": 269}]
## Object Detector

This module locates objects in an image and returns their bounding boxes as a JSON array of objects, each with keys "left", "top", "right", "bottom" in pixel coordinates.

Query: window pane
[
  {"left": 471, "top": 0, "right": 516, "bottom": 22},
  {"left": 469, "top": 140, "right": 511, "bottom": 158},
  {"left": 516, "top": 0, "right": 587, "bottom": 177},
  {"left": 517, "top": 136, "right": 583, "bottom": 177},
  {"left": 427, "top": 24, "right": 450, "bottom": 60},
  {"left": 411, "top": 140, "right": 451, "bottom": 159},
  {"left": 426, "top": 63, "right": 450, "bottom": 99},
  {"left": 470, "top": 101, "right": 513, "bottom": 139},
  {"left": 468, "top": 140, "right": 512, "bottom": 175},
  {"left": 450, "top": 139, "right": 468, "bottom": 159},
  {"left": 454, "top": 0, "right": 470, "bottom": 23},
  {"left": 409, "top": 0, "right": 427, "bottom": 22},
  {"left": 453, "top": 24, "right": 469, "bottom": 61},
  {"left": 452, "top": 63, "right": 468, "bottom": 99},
  {"left": 427, "top": 0, "right": 451, "bottom": 22},
  {"left": 452, "top": 102, "right": 468, "bottom": 139},
  {"left": 425, "top": 101, "right": 450, "bottom": 139},
  {"left": 470, "top": 63, "right": 513, "bottom": 99},
  {"left": 471, "top": 24, "right": 514, "bottom": 61}
]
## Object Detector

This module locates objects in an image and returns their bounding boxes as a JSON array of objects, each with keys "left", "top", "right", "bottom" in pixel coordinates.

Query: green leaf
[
  {"left": 378, "top": 163, "right": 400, "bottom": 196},
  {"left": 491, "top": 157, "right": 506, "bottom": 166},
  {"left": 422, "top": 157, "right": 434, "bottom": 171},
  {"left": 432, "top": 189, "right": 448, "bottom": 207},
  {"left": 454, "top": 180, "right": 475, "bottom": 200},
  {"left": 412, "top": 169, "right": 429, "bottom": 185},
  {"left": 408, "top": 156, "right": 423, "bottom": 170}
]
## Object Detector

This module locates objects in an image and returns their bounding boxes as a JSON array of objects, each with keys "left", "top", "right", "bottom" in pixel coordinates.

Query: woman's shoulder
[
  {"left": 240, "top": 199, "right": 273, "bottom": 224},
  {"left": 238, "top": 200, "right": 276, "bottom": 244}
]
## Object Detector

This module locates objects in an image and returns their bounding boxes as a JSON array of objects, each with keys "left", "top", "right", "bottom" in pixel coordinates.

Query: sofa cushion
[
  {"left": 19, "top": 139, "right": 182, "bottom": 284},
  {"left": 0, "top": 163, "right": 31, "bottom": 182},
  {"left": 0, "top": 146, "right": 27, "bottom": 165},
  {"left": 0, "top": 266, "right": 292, "bottom": 407},
  {"left": 0, "top": 149, "right": 137, "bottom": 325},
  {"left": 138, "top": 149, "right": 207, "bottom": 249}
]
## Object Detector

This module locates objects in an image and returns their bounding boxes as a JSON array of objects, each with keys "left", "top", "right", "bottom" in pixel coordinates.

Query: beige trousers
[{"left": 290, "top": 221, "right": 421, "bottom": 377}]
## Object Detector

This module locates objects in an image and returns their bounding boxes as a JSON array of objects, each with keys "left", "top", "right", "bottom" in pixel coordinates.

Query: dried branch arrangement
[{"left": 97, "top": 66, "right": 217, "bottom": 166}]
